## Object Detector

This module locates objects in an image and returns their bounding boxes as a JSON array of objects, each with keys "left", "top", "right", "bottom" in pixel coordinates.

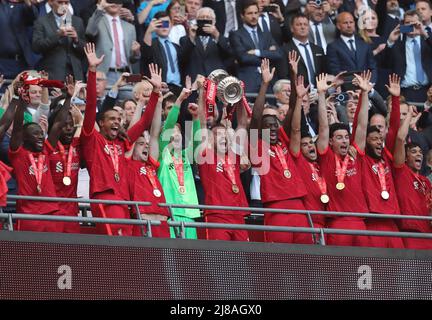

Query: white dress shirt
[
  {"left": 293, "top": 37, "right": 316, "bottom": 82},
  {"left": 309, "top": 21, "right": 328, "bottom": 53},
  {"left": 105, "top": 14, "right": 128, "bottom": 69},
  {"left": 341, "top": 35, "right": 356, "bottom": 51}
]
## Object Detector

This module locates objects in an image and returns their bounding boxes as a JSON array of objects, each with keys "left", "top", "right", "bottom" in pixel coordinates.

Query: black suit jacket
[
  {"left": 179, "top": 35, "right": 232, "bottom": 80},
  {"left": 280, "top": 39, "right": 326, "bottom": 85},
  {"left": 383, "top": 36, "right": 432, "bottom": 84},
  {"left": 141, "top": 39, "right": 185, "bottom": 84},
  {"left": 32, "top": 12, "right": 86, "bottom": 81},
  {"left": 230, "top": 26, "right": 283, "bottom": 91},
  {"left": 259, "top": 13, "right": 286, "bottom": 46},
  {"left": 376, "top": 0, "right": 401, "bottom": 40},
  {"left": 326, "top": 35, "right": 378, "bottom": 83}
]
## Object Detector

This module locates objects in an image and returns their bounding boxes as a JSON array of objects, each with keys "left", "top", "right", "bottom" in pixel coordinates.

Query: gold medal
[
  {"left": 381, "top": 190, "right": 390, "bottom": 200},
  {"left": 179, "top": 186, "right": 186, "bottom": 194},
  {"left": 63, "top": 176, "right": 71, "bottom": 186},
  {"left": 114, "top": 173, "right": 120, "bottom": 182},
  {"left": 153, "top": 189, "right": 162, "bottom": 198},
  {"left": 336, "top": 182, "right": 345, "bottom": 190},
  {"left": 284, "top": 169, "right": 291, "bottom": 178},
  {"left": 232, "top": 184, "right": 240, "bottom": 194},
  {"left": 320, "top": 194, "right": 330, "bottom": 204},
  {"left": 36, "top": 184, "right": 41, "bottom": 194}
]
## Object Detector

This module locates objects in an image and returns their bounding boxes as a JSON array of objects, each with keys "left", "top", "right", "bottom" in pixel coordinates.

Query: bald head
[{"left": 337, "top": 12, "right": 355, "bottom": 36}]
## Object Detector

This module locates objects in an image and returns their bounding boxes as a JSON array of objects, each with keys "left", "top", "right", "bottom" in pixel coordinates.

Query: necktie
[
  {"left": 225, "top": 0, "right": 236, "bottom": 36},
  {"left": 200, "top": 36, "right": 209, "bottom": 50},
  {"left": 251, "top": 30, "right": 259, "bottom": 49},
  {"left": 412, "top": 39, "right": 425, "bottom": 84},
  {"left": 348, "top": 39, "right": 356, "bottom": 53},
  {"left": 314, "top": 23, "right": 323, "bottom": 48},
  {"left": 426, "top": 26, "right": 432, "bottom": 34},
  {"left": 260, "top": 15, "right": 270, "bottom": 33},
  {"left": 164, "top": 39, "right": 176, "bottom": 73},
  {"left": 299, "top": 43, "right": 316, "bottom": 85},
  {"left": 112, "top": 18, "right": 122, "bottom": 68}
]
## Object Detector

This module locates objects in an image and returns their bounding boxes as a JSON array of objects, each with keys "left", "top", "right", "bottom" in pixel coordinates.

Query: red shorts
[
  {"left": 264, "top": 199, "right": 313, "bottom": 244},
  {"left": 205, "top": 214, "right": 249, "bottom": 241},
  {"left": 403, "top": 236, "right": 432, "bottom": 250},
  {"left": 366, "top": 218, "right": 404, "bottom": 249},
  {"left": 91, "top": 192, "right": 132, "bottom": 236},
  {"left": 17, "top": 212, "right": 64, "bottom": 233},
  {"left": 132, "top": 220, "right": 170, "bottom": 238},
  {"left": 326, "top": 218, "right": 368, "bottom": 247}
]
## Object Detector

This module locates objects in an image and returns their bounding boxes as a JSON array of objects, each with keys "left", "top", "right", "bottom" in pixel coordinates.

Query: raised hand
[
  {"left": 316, "top": 73, "right": 330, "bottom": 93},
  {"left": 188, "top": 103, "right": 199, "bottom": 119},
  {"left": 352, "top": 70, "right": 372, "bottom": 92},
  {"left": 385, "top": 73, "right": 401, "bottom": 97},
  {"left": 147, "top": 63, "right": 162, "bottom": 92},
  {"left": 288, "top": 50, "right": 300, "bottom": 76},
  {"left": 261, "top": 58, "right": 275, "bottom": 84},
  {"left": 84, "top": 43, "right": 104, "bottom": 71},
  {"left": 295, "top": 75, "right": 310, "bottom": 98},
  {"left": 176, "top": 87, "right": 192, "bottom": 104},
  {"left": 388, "top": 25, "right": 400, "bottom": 45},
  {"left": 65, "top": 74, "right": 75, "bottom": 97}
]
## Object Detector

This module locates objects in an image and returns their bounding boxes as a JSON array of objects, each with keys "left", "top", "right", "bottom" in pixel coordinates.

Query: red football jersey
[
  {"left": 9, "top": 145, "right": 59, "bottom": 214},
  {"left": 251, "top": 127, "right": 307, "bottom": 203},
  {"left": 46, "top": 138, "right": 81, "bottom": 215},
  {"left": 127, "top": 157, "right": 169, "bottom": 217},
  {"left": 80, "top": 131, "right": 130, "bottom": 200},
  {"left": 361, "top": 153, "right": 400, "bottom": 214},
  {"left": 198, "top": 149, "right": 249, "bottom": 216},
  {"left": 393, "top": 164, "right": 432, "bottom": 233},
  {"left": 318, "top": 144, "right": 369, "bottom": 216},
  {"left": 292, "top": 153, "right": 326, "bottom": 225}
]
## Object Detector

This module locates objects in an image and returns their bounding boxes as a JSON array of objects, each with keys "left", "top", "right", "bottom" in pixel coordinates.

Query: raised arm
[
  {"left": 250, "top": 58, "right": 275, "bottom": 130},
  {"left": 384, "top": 74, "right": 401, "bottom": 154},
  {"left": 316, "top": 73, "right": 331, "bottom": 153},
  {"left": 149, "top": 94, "right": 163, "bottom": 161},
  {"left": 394, "top": 105, "right": 413, "bottom": 167},
  {"left": 283, "top": 51, "right": 300, "bottom": 136},
  {"left": 47, "top": 97, "right": 72, "bottom": 147},
  {"left": 289, "top": 75, "right": 309, "bottom": 156},
  {"left": 126, "top": 63, "right": 162, "bottom": 143},
  {"left": 82, "top": 43, "right": 104, "bottom": 135},
  {"left": 9, "top": 98, "right": 26, "bottom": 152},
  {"left": 353, "top": 70, "right": 373, "bottom": 151},
  {"left": 0, "top": 97, "right": 19, "bottom": 143}
]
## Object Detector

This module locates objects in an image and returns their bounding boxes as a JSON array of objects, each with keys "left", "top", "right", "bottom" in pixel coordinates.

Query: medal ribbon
[
  {"left": 57, "top": 141, "right": 74, "bottom": 180},
  {"left": 377, "top": 161, "right": 388, "bottom": 194},
  {"left": 273, "top": 144, "right": 289, "bottom": 173},
  {"left": 28, "top": 153, "right": 44, "bottom": 191},
  {"left": 308, "top": 162, "right": 327, "bottom": 196},
  {"left": 145, "top": 164, "right": 159, "bottom": 191},
  {"left": 107, "top": 142, "right": 119, "bottom": 179},
  {"left": 335, "top": 154, "right": 350, "bottom": 185},
  {"left": 172, "top": 154, "right": 185, "bottom": 189},
  {"left": 221, "top": 155, "right": 237, "bottom": 187}
]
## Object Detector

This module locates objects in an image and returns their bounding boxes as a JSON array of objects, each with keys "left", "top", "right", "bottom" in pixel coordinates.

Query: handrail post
[
  {"left": 146, "top": 219, "right": 153, "bottom": 238},
  {"left": 8, "top": 213, "right": 14, "bottom": 231},
  {"left": 180, "top": 221, "right": 186, "bottom": 239},
  {"left": 167, "top": 204, "right": 180, "bottom": 238},
  {"left": 319, "top": 228, "right": 326, "bottom": 246},
  {"left": 305, "top": 211, "right": 317, "bottom": 244},
  {"left": 134, "top": 204, "right": 146, "bottom": 237}
]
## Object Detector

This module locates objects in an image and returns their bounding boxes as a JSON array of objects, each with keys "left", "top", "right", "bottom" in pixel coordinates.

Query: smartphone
[
  {"left": 400, "top": 24, "right": 414, "bottom": 34},
  {"left": 196, "top": 19, "right": 212, "bottom": 36},
  {"left": 158, "top": 20, "right": 170, "bottom": 28},
  {"left": 263, "top": 5, "right": 276, "bottom": 12},
  {"left": 126, "top": 74, "right": 143, "bottom": 83},
  {"left": 341, "top": 71, "right": 361, "bottom": 92}
]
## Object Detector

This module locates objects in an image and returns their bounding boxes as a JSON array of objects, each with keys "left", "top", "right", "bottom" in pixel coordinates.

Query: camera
[
  {"left": 196, "top": 19, "right": 213, "bottom": 36},
  {"left": 315, "top": 0, "right": 322, "bottom": 6},
  {"left": 335, "top": 93, "right": 349, "bottom": 104},
  {"left": 158, "top": 20, "right": 170, "bottom": 28},
  {"left": 263, "top": 5, "right": 277, "bottom": 12}
]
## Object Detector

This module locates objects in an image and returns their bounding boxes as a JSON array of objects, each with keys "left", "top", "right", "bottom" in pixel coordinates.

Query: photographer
[
  {"left": 179, "top": 7, "right": 231, "bottom": 81},
  {"left": 257, "top": 0, "right": 286, "bottom": 45}
]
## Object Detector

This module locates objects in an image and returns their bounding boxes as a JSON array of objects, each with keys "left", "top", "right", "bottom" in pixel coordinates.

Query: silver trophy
[
  {"left": 217, "top": 76, "right": 243, "bottom": 104},
  {"left": 208, "top": 69, "right": 229, "bottom": 84}
]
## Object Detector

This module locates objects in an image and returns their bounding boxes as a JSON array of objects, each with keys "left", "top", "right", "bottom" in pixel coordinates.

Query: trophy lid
[{"left": 208, "top": 69, "right": 229, "bottom": 83}]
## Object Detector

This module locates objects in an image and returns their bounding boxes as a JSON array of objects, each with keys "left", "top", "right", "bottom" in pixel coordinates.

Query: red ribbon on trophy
[
  {"left": 204, "top": 78, "right": 217, "bottom": 118},
  {"left": 239, "top": 81, "right": 252, "bottom": 117}
]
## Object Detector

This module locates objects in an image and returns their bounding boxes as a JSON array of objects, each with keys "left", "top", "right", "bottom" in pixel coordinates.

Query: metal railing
[{"left": 2, "top": 194, "right": 432, "bottom": 246}]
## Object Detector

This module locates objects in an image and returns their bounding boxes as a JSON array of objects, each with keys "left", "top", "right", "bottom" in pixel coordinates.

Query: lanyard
[
  {"left": 58, "top": 141, "right": 74, "bottom": 185},
  {"left": 29, "top": 153, "right": 45, "bottom": 193}
]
